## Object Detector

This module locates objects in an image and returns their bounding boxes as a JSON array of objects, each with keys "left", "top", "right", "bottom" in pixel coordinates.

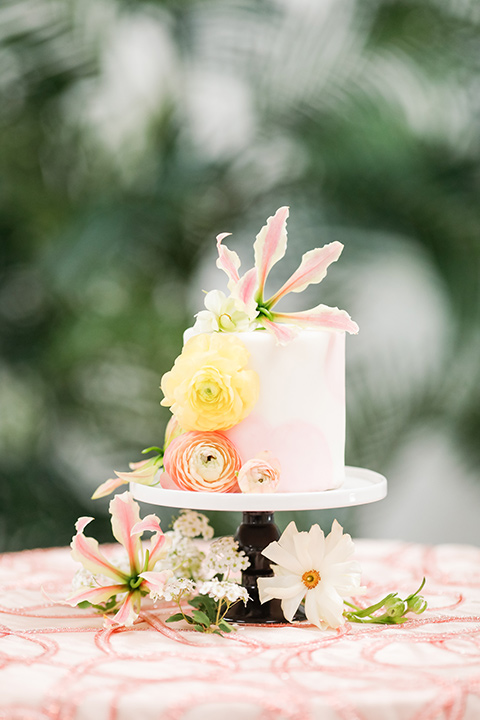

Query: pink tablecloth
[{"left": 1, "top": 539, "right": 480, "bottom": 720}]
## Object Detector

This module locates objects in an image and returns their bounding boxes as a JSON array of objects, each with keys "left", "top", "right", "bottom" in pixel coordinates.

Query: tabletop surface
[{"left": 1, "top": 539, "right": 480, "bottom": 720}]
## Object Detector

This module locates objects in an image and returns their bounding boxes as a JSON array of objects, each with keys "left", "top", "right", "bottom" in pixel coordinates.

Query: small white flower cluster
[
  {"left": 151, "top": 510, "right": 250, "bottom": 615},
  {"left": 162, "top": 577, "right": 197, "bottom": 602},
  {"left": 71, "top": 567, "right": 99, "bottom": 592},
  {"left": 162, "top": 533, "right": 205, "bottom": 581},
  {"left": 202, "top": 537, "right": 250, "bottom": 578},
  {"left": 197, "top": 580, "right": 249, "bottom": 605},
  {"left": 172, "top": 510, "right": 214, "bottom": 540}
]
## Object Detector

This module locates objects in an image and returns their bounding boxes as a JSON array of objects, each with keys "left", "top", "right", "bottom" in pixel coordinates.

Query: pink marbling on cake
[{"left": 223, "top": 329, "right": 345, "bottom": 492}]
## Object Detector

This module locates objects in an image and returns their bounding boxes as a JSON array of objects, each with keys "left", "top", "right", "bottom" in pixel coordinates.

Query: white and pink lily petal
[
  {"left": 271, "top": 304, "right": 359, "bottom": 335},
  {"left": 64, "top": 582, "right": 127, "bottom": 610},
  {"left": 132, "top": 513, "right": 171, "bottom": 569},
  {"left": 266, "top": 242, "right": 344, "bottom": 308},
  {"left": 109, "top": 492, "right": 146, "bottom": 574},
  {"left": 70, "top": 516, "right": 128, "bottom": 583},
  {"left": 103, "top": 592, "right": 142, "bottom": 628},
  {"left": 253, "top": 206, "right": 289, "bottom": 302},
  {"left": 91, "top": 457, "right": 161, "bottom": 500},
  {"left": 215, "top": 233, "right": 241, "bottom": 291}
]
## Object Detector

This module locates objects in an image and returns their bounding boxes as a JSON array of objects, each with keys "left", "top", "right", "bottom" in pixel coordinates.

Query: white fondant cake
[{"left": 223, "top": 329, "right": 345, "bottom": 492}]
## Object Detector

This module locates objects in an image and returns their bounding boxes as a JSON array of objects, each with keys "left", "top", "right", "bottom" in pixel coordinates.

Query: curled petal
[
  {"left": 91, "top": 477, "right": 127, "bottom": 500},
  {"left": 131, "top": 514, "right": 162, "bottom": 537},
  {"left": 139, "top": 570, "right": 172, "bottom": 597},
  {"left": 71, "top": 527, "right": 126, "bottom": 582},
  {"left": 267, "top": 242, "right": 344, "bottom": 307},
  {"left": 271, "top": 304, "right": 359, "bottom": 334},
  {"left": 75, "top": 516, "right": 94, "bottom": 533},
  {"left": 261, "top": 319, "right": 299, "bottom": 345},
  {"left": 114, "top": 464, "right": 159, "bottom": 487},
  {"left": 253, "top": 206, "right": 289, "bottom": 300},
  {"left": 104, "top": 591, "right": 140, "bottom": 628},
  {"left": 109, "top": 492, "right": 143, "bottom": 574},
  {"left": 147, "top": 531, "right": 169, "bottom": 569},
  {"left": 216, "top": 233, "right": 241, "bottom": 291},
  {"left": 232, "top": 267, "right": 258, "bottom": 319},
  {"left": 65, "top": 583, "right": 127, "bottom": 608}
]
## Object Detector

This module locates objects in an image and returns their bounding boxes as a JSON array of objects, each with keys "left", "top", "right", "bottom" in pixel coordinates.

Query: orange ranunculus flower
[
  {"left": 164, "top": 431, "right": 242, "bottom": 493},
  {"left": 160, "top": 333, "right": 259, "bottom": 432}
]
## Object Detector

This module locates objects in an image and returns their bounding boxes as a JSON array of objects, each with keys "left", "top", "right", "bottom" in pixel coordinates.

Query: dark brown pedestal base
[{"left": 225, "top": 511, "right": 305, "bottom": 625}]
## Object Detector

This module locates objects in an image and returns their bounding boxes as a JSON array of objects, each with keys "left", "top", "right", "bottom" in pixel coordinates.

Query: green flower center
[{"left": 198, "top": 381, "right": 221, "bottom": 403}]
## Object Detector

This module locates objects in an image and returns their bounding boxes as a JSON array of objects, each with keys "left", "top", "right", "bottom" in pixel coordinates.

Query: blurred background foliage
[{"left": 1, "top": 0, "right": 480, "bottom": 552}]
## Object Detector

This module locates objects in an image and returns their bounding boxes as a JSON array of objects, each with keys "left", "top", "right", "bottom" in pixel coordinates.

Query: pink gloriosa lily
[
  {"left": 66, "top": 492, "right": 170, "bottom": 627},
  {"left": 215, "top": 207, "right": 358, "bottom": 343}
]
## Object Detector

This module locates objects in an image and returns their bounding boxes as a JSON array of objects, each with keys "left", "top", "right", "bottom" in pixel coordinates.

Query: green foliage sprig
[
  {"left": 166, "top": 593, "right": 236, "bottom": 635},
  {"left": 344, "top": 578, "right": 427, "bottom": 625}
]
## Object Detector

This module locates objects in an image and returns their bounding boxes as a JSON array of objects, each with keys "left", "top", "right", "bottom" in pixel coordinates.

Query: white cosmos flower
[
  {"left": 257, "top": 520, "right": 365, "bottom": 629},
  {"left": 184, "top": 289, "right": 257, "bottom": 341}
]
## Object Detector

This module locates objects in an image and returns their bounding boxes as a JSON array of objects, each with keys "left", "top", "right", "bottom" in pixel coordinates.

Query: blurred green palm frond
[{"left": 1, "top": 0, "right": 480, "bottom": 550}]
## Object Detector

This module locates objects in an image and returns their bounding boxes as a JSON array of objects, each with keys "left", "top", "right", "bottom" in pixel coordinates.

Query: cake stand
[{"left": 131, "top": 466, "right": 387, "bottom": 624}]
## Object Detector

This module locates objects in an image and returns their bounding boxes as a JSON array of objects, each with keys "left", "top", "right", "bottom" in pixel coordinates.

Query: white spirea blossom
[
  {"left": 202, "top": 537, "right": 250, "bottom": 578},
  {"left": 161, "top": 577, "right": 197, "bottom": 602},
  {"left": 172, "top": 510, "right": 214, "bottom": 540},
  {"left": 161, "top": 532, "right": 206, "bottom": 580},
  {"left": 71, "top": 568, "right": 99, "bottom": 592},
  {"left": 197, "top": 580, "right": 249, "bottom": 604}
]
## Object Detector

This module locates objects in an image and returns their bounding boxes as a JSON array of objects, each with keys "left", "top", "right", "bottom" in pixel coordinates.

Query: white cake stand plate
[{"left": 130, "top": 465, "right": 386, "bottom": 512}]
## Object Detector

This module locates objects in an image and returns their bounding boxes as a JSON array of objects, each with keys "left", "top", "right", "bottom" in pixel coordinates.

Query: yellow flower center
[
  {"left": 198, "top": 381, "right": 221, "bottom": 403},
  {"left": 302, "top": 569, "right": 321, "bottom": 589}
]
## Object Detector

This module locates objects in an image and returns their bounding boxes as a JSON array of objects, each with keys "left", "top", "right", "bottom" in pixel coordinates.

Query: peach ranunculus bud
[
  {"left": 237, "top": 451, "right": 281, "bottom": 494},
  {"left": 163, "top": 431, "right": 242, "bottom": 493}
]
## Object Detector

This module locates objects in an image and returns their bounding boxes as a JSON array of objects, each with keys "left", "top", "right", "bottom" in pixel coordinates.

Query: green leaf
[
  {"left": 193, "top": 624, "right": 206, "bottom": 632},
  {"left": 77, "top": 601, "right": 92, "bottom": 609},
  {"left": 192, "top": 609, "right": 211, "bottom": 627},
  {"left": 165, "top": 613, "right": 185, "bottom": 623},
  {"left": 218, "top": 620, "right": 233, "bottom": 633},
  {"left": 190, "top": 594, "right": 218, "bottom": 620}
]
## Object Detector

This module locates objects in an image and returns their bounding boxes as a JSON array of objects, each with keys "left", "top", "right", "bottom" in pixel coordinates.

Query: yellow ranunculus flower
[{"left": 160, "top": 333, "right": 259, "bottom": 431}]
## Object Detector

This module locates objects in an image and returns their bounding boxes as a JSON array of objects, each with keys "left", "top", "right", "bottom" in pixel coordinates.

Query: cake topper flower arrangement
[{"left": 187, "top": 205, "right": 359, "bottom": 344}]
